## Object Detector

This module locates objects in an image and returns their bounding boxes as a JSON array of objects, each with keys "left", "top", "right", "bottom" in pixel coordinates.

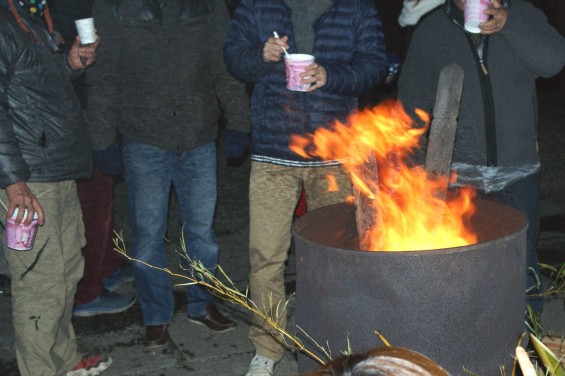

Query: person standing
[
  {"left": 224, "top": 1, "right": 389, "bottom": 374},
  {"left": 91, "top": 0, "right": 251, "bottom": 348},
  {"left": 48, "top": 0, "right": 137, "bottom": 319},
  {"left": 0, "top": 0, "right": 112, "bottom": 375},
  {"left": 397, "top": 0, "right": 565, "bottom": 320}
]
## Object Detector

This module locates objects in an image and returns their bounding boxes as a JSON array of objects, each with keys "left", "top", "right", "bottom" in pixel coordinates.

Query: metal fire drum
[{"left": 293, "top": 199, "right": 527, "bottom": 375}]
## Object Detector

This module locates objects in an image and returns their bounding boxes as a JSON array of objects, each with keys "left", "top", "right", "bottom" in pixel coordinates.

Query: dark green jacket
[{"left": 92, "top": 0, "right": 250, "bottom": 153}]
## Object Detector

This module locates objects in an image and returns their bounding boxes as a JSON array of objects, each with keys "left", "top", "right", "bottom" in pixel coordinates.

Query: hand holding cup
[
  {"left": 300, "top": 63, "right": 327, "bottom": 92},
  {"left": 479, "top": 0, "right": 508, "bottom": 35},
  {"left": 74, "top": 17, "right": 98, "bottom": 66},
  {"left": 464, "top": 0, "right": 492, "bottom": 33},
  {"left": 284, "top": 54, "right": 315, "bottom": 91},
  {"left": 5, "top": 208, "right": 39, "bottom": 251}
]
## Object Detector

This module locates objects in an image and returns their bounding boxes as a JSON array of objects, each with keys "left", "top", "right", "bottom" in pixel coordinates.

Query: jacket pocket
[{"left": 177, "top": 0, "right": 214, "bottom": 28}]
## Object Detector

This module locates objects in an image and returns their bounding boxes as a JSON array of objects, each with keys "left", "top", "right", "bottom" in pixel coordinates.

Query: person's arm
[
  {"left": 0, "top": 44, "right": 43, "bottom": 225},
  {"left": 64, "top": 35, "right": 99, "bottom": 81},
  {"left": 496, "top": 0, "right": 565, "bottom": 78},
  {"left": 320, "top": 0, "right": 389, "bottom": 97},
  {"left": 223, "top": 0, "right": 278, "bottom": 83},
  {"left": 210, "top": 1, "right": 251, "bottom": 159}
]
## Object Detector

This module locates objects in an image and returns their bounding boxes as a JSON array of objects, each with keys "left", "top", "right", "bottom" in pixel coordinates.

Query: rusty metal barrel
[{"left": 293, "top": 199, "right": 526, "bottom": 375}]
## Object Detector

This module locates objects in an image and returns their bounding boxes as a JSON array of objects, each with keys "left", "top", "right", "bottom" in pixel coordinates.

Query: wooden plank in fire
[
  {"left": 351, "top": 142, "right": 383, "bottom": 251},
  {"left": 424, "top": 63, "right": 465, "bottom": 201},
  {"left": 353, "top": 64, "right": 463, "bottom": 250}
]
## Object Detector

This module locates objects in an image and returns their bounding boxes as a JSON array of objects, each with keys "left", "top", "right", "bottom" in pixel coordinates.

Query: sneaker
[
  {"left": 73, "top": 289, "right": 136, "bottom": 317},
  {"left": 66, "top": 354, "right": 112, "bottom": 376},
  {"left": 187, "top": 303, "right": 237, "bottom": 333},
  {"left": 245, "top": 354, "right": 275, "bottom": 376},
  {"left": 103, "top": 265, "right": 135, "bottom": 292}
]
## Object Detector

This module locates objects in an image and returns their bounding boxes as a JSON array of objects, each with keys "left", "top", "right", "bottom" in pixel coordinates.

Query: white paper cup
[
  {"left": 5, "top": 208, "right": 39, "bottom": 251},
  {"left": 284, "top": 54, "right": 315, "bottom": 92},
  {"left": 464, "top": 0, "right": 491, "bottom": 33},
  {"left": 74, "top": 17, "right": 97, "bottom": 45}
]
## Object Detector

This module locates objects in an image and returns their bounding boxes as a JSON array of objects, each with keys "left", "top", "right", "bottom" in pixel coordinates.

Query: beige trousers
[
  {"left": 1, "top": 181, "right": 85, "bottom": 376},
  {"left": 248, "top": 162, "right": 352, "bottom": 361}
]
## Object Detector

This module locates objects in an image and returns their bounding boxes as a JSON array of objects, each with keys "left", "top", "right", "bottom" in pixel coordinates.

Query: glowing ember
[{"left": 289, "top": 100, "right": 477, "bottom": 251}]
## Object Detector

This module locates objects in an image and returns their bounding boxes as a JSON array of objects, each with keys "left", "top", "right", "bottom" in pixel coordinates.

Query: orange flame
[{"left": 289, "top": 100, "right": 477, "bottom": 251}]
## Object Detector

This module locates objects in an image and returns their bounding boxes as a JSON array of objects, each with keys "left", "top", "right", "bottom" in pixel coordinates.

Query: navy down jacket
[{"left": 224, "top": 0, "right": 388, "bottom": 167}]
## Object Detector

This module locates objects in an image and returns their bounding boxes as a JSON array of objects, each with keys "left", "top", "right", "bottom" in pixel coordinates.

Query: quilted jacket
[
  {"left": 224, "top": 0, "right": 389, "bottom": 167},
  {"left": 0, "top": 1, "right": 92, "bottom": 189}
]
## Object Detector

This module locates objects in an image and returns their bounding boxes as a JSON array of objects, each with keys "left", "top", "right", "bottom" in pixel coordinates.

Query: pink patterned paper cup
[
  {"left": 284, "top": 54, "right": 315, "bottom": 92},
  {"left": 464, "top": 0, "right": 492, "bottom": 33},
  {"left": 5, "top": 208, "right": 39, "bottom": 251}
]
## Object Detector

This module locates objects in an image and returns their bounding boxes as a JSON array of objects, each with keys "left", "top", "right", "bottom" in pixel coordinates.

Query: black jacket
[
  {"left": 0, "top": 1, "right": 92, "bottom": 188},
  {"left": 397, "top": 0, "right": 565, "bottom": 190},
  {"left": 92, "top": 0, "right": 250, "bottom": 154}
]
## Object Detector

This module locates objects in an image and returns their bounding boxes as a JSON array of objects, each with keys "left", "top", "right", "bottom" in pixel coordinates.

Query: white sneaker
[{"left": 245, "top": 354, "right": 275, "bottom": 376}]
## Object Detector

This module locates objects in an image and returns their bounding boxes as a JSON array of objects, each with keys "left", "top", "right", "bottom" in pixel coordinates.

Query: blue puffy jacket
[{"left": 224, "top": 0, "right": 388, "bottom": 167}]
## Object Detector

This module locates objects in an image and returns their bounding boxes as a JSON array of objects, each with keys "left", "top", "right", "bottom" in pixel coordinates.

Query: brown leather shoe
[
  {"left": 143, "top": 324, "right": 170, "bottom": 349},
  {"left": 187, "top": 304, "right": 237, "bottom": 333}
]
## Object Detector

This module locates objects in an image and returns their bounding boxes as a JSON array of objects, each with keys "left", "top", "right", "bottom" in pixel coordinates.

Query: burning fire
[{"left": 290, "top": 100, "right": 477, "bottom": 252}]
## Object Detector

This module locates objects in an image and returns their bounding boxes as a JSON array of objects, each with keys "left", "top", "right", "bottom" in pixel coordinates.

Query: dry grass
[
  {"left": 113, "top": 231, "right": 330, "bottom": 366},
  {"left": 113, "top": 231, "right": 565, "bottom": 375}
]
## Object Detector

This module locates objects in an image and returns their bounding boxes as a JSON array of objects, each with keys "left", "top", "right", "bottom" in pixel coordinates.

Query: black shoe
[
  {"left": 187, "top": 304, "right": 237, "bottom": 333},
  {"left": 143, "top": 324, "right": 170, "bottom": 349}
]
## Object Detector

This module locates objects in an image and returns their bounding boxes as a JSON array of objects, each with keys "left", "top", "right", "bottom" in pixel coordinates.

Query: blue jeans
[
  {"left": 123, "top": 139, "right": 219, "bottom": 325},
  {"left": 480, "top": 172, "right": 543, "bottom": 314}
]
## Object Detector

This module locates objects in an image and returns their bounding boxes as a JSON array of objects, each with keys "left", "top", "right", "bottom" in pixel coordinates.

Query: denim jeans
[
  {"left": 123, "top": 139, "right": 219, "bottom": 325},
  {"left": 480, "top": 172, "right": 543, "bottom": 314}
]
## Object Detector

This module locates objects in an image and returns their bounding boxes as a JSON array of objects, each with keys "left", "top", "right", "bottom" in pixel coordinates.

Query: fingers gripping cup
[
  {"left": 464, "top": 0, "right": 492, "bottom": 33},
  {"left": 284, "top": 54, "right": 315, "bottom": 92},
  {"left": 5, "top": 208, "right": 39, "bottom": 251}
]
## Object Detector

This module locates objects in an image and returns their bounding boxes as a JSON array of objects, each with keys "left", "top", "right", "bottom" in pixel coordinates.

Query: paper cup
[
  {"left": 284, "top": 54, "right": 315, "bottom": 92},
  {"left": 74, "top": 17, "right": 97, "bottom": 45},
  {"left": 5, "top": 208, "right": 39, "bottom": 251},
  {"left": 464, "top": 0, "right": 491, "bottom": 33}
]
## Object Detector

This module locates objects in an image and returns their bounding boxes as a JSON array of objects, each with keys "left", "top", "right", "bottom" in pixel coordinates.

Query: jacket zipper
[{"left": 464, "top": 32, "right": 498, "bottom": 167}]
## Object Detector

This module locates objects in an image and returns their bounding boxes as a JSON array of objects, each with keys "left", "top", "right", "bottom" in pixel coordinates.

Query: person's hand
[
  {"left": 262, "top": 35, "right": 289, "bottom": 63},
  {"left": 301, "top": 63, "right": 327, "bottom": 92},
  {"left": 68, "top": 35, "right": 100, "bottom": 69},
  {"left": 480, "top": 0, "right": 508, "bottom": 35},
  {"left": 224, "top": 129, "right": 250, "bottom": 159},
  {"left": 92, "top": 144, "right": 122, "bottom": 176},
  {"left": 4, "top": 182, "right": 44, "bottom": 226}
]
